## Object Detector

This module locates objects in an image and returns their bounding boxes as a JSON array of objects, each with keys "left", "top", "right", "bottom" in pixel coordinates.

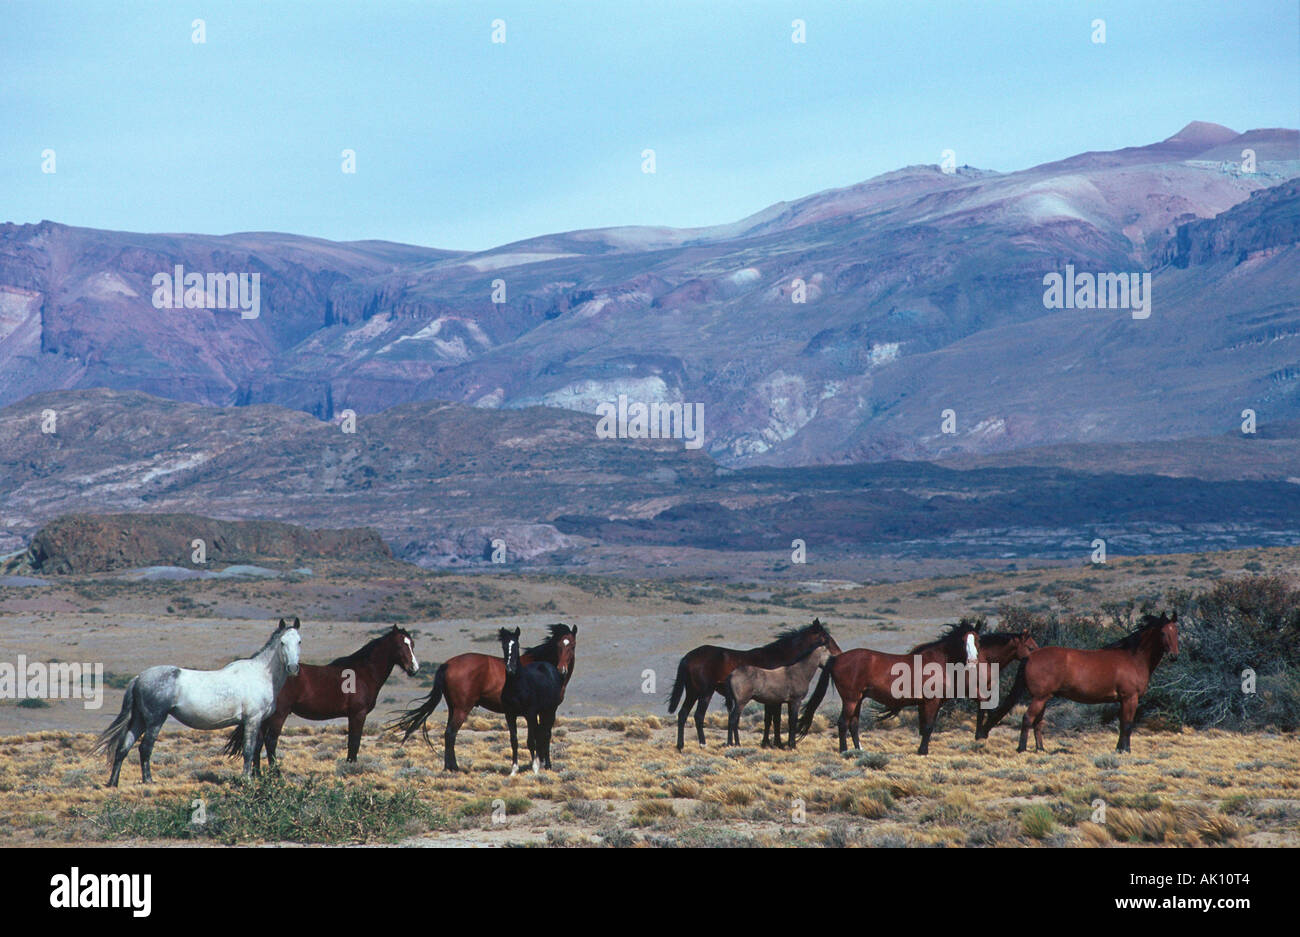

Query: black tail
[
  {"left": 979, "top": 660, "right": 1027, "bottom": 735},
  {"left": 795, "top": 660, "right": 835, "bottom": 740},
  {"left": 386, "top": 663, "right": 446, "bottom": 746},
  {"left": 222, "top": 724, "right": 245, "bottom": 758},
  {"left": 91, "top": 677, "right": 137, "bottom": 764},
  {"left": 666, "top": 658, "right": 688, "bottom": 713}
]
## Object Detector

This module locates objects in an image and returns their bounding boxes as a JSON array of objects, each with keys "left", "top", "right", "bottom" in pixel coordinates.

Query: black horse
[{"left": 498, "top": 627, "right": 564, "bottom": 776}]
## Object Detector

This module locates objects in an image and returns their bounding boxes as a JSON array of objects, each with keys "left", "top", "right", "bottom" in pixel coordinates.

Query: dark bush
[{"left": 1150, "top": 576, "right": 1300, "bottom": 731}]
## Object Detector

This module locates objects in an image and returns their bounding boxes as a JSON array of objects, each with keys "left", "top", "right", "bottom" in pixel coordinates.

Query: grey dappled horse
[{"left": 94, "top": 618, "right": 302, "bottom": 786}]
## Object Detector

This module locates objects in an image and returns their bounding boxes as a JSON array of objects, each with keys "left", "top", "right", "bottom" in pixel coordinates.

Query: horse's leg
[
  {"left": 1019, "top": 697, "right": 1048, "bottom": 752},
  {"left": 524, "top": 715, "right": 537, "bottom": 766},
  {"left": 1032, "top": 700, "right": 1047, "bottom": 752},
  {"left": 507, "top": 713, "right": 520, "bottom": 776},
  {"left": 242, "top": 718, "right": 262, "bottom": 777},
  {"left": 263, "top": 708, "right": 288, "bottom": 769},
  {"left": 726, "top": 697, "right": 741, "bottom": 747},
  {"left": 771, "top": 704, "right": 784, "bottom": 749},
  {"left": 109, "top": 709, "right": 145, "bottom": 788},
  {"left": 541, "top": 708, "right": 557, "bottom": 769},
  {"left": 979, "top": 664, "right": 1023, "bottom": 739},
  {"left": 346, "top": 709, "right": 365, "bottom": 763},
  {"left": 1117, "top": 694, "right": 1137, "bottom": 754},
  {"left": 694, "top": 691, "right": 711, "bottom": 747},
  {"left": 917, "top": 700, "right": 939, "bottom": 755},
  {"left": 975, "top": 695, "right": 986, "bottom": 739},
  {"left": 1018, "top": 697, "right": 1039, "bottom": 752},
  {"left": 676, "top": 687, "right": 696, "bottom": 751},
  {"left": 137, "top": 716, "right": 162, "bottom": 784},
  {"left": 444, "top": 706, "right": 467, "bottom": 772},
  {"left": 850, "top": 699, "right": 863, "bottom": 751},
  {"left": 761, "top": 706, "right": 772, "bottom": 748},
  {"left": 526, "top": 714, "right": 542, "bottom": 775},
  {"left": 786, "top": 700, "right": 797, "bottom": 750}
]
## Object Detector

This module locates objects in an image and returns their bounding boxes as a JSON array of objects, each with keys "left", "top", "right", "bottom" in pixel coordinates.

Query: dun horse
[
  {"left": 724, "top": 646, "right": 833, "bottom": 749},
  {"left": 498, "top": 627, "right": 565, "bottom": 775},
  {"left": 222, "top": 625, "right": 419, "bottom": 766},
  {"left": 94, "top": 618, "right": 302, "bottom": 785},
  {"left": 1018, "top": 612, "right": 1178, "bottom": 754},
  {"left": 797, "top": 620, "right": 982, "bottom": 755},
  {"left": 388, "top": 624, "right": 576, "bottom": 771},
  {"left": 972, "top": 630, "right": 1038, "bottom": 739},
  {"left": 667, "top": 619, "right": 841, "bottom": 750}
]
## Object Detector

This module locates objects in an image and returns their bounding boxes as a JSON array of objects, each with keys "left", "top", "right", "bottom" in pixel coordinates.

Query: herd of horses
[
  {"left": 669, "top": 613, "right": 1178, "bottom": 756},
  {"left": 91, "top": 611, "right": 1179, "bottom": 785}
]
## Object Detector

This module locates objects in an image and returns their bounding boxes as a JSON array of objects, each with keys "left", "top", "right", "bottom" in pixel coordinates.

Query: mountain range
[{"left": 2, "top": 121, "right": 1296, "bottom": 469}]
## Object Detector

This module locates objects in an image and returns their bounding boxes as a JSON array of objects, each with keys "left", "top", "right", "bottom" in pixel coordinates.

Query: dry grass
[{"left": 1, "top": 710, "right": 1294, "bottom": 847}]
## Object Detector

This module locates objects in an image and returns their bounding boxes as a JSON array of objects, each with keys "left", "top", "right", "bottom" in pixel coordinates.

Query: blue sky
[{"left": 3, "top": 0, "right": 1297, "bottom": 251}]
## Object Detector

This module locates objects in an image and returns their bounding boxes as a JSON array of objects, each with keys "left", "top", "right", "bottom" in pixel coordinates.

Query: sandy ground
[{"left": 2, "top": 549, "right": 1297, "bottom": 847}]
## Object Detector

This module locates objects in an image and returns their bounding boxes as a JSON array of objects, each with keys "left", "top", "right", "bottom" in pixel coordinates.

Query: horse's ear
[
  {"left": 571, "top": 625, "right": 577, "bottom": 638},
  {"left": 1169, "top": 611, "right": 1177, "bottom": 622},
  {"left": 292, "top": 617, "right": 301, "bottom": 630},
  {"left": 513, "top": 626, "right": 521, "bottom": 639},
  {"left": 812, "top": 618, "right": 821, "bottom": 627},
  {"left": 278, "top": 618, "right": 287, "bottom": 629}
]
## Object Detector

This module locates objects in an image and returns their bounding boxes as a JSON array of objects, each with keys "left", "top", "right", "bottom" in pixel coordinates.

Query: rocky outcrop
[{"left": 25, "top": 513, "right": 392, "bottom": 574}]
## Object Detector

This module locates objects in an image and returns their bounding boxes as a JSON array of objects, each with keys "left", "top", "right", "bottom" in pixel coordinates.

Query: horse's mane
[
  {"left": 976, "top": 631, "right": 1020, "bottom": 648},
  {"left": 908, "top": 619, "right": 979, "bottom": 655},
  {"left": 328, "top": 630, "right": 397, "bottom": 667},
  {"left": 763, "top": 620, "right": 824, "bottom": 651},
  {"left": 789, "top": 643, "right": 829, "bottom": 664},
  {"left": 247, "top": 623, "right": 289, "bottom": 659},
  {"left": 523, "top": 623, "right": 575, "bottom": 663},
  {"left": 1103, "top": 614, "right": 1169, "bottom": 651}
]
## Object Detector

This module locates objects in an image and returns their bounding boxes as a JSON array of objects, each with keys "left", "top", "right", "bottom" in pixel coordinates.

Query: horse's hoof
[
  {"left": 509, "top": 764, "right": 519, "bottom": 777},
  {"left": 531, "top": 758, "right": 540, "bottom": 776}
]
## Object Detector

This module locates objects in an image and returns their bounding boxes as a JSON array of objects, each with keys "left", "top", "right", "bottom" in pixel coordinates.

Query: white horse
[{"left": 95, "top": 618, "right": 302, "bottom": 786}]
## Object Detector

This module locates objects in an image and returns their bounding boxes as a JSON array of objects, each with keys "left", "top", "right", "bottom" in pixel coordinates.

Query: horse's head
[
  {"left": 389, "top": 625, "right": 420, "bottom": 676},
  {"left": 1158, "top": 611, "right": 1179, "bottom": 658},
  {"left": 499, "top": 627, "right": 522, "bottom": 677},
  {"left": 810, "top": 619, "right": 842, "bottom": 655},
  {"left": 1014, "top": 629, "right": 1039, "bottom": 660},
  {"left": 953, "top": 618, "right": 981, "bottom": 667},
  {"left": 277, "top": 617, "right": 302, "bottom": 676},
  {"left": 552, "top": 624, "right": 577, "bottom": 678}
]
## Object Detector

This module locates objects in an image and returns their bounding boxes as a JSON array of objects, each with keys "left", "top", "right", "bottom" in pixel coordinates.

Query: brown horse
[
  {"left": 222, "top": 624, "right": 419, "bottom": 767},
  {"left": 667, "top": 619, "right": 841, "bottom": 751},
  {"left": 972, "top": 630, "right": 1039, "bottom": 739},
  {"left": 1018, "top": 612, "right": 1178, "bottom": 754},
  {"left": 387, "top": 624, "right": 576, "bottom": 771},
  {"left": 797, "top": 620, "right": 983, "bottom": 755}
]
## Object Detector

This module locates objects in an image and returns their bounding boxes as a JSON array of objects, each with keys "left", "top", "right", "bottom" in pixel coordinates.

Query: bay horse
[
  {"left": 972, "top": 630, "right": 1038, "bottom": 739},
  {"left": 93, "top": 618, "right": 302, "bottom": 785},
  {"left": 724, "top": 645, "right": 834, "bottom": 749},
  {"left": 498, "top": 627, "right": 565, "bottom": 775},
  {"left": 387, "top": 623, "right": 576, "bottom": 771},
  {"left": 796, "top": 620, "right": 982, "bottom": 755},
  {"left": 221, "top": 624, "right": 419, "bottom": 766},
  {"left": 1018, "top": 611, "right": 1178, "bottom": 754},
  {"left": 667, "top": 619, "right": 841, "bottom": 750}
]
